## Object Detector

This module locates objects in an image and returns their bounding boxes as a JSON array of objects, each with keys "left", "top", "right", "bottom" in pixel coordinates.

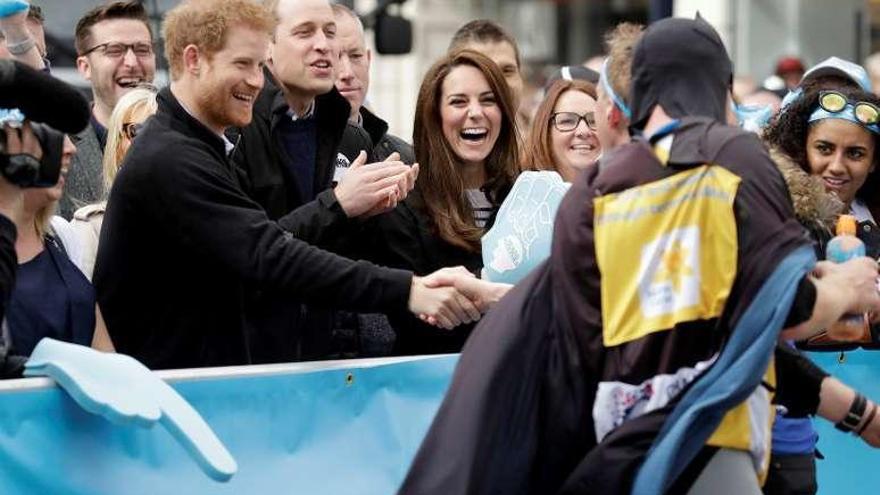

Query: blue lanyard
[{"left": 647, "top": 119, "right": 681, "bottom": 143}]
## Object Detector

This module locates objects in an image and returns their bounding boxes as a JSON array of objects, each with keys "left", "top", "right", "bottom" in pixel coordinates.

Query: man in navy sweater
[
  {"left": 231, "top": 0, "right": 421, "bottom": 362},
  {"left": 94, "top": 0, "right": 479, "bottom": 370}
]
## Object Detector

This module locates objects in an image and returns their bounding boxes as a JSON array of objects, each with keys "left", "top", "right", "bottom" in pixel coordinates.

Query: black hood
[{"left": 629, "top": 15, "right": 733, "bottom": 133}]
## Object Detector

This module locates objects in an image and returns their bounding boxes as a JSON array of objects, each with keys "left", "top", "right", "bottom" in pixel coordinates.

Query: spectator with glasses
[
  {"left": 71, "top": 85, "right": 157, "bottom": 280},
  {"left": 61, "top": 1, "right": 156, "bottom": 219},
  {"left": 523, "top": 79, "right": 599, "bottom": 181}
]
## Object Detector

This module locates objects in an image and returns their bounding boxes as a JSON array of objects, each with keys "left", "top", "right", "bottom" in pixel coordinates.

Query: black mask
[{"left": 629, "top": 15, "right": 734, "bottom": 133}]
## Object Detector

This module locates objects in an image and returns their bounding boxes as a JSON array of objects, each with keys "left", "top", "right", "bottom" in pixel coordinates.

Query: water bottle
[{"left": 826, "top": 214, "right": 870, "bottom": 341}]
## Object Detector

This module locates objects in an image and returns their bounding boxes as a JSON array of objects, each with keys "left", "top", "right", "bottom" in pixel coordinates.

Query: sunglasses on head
[{"left": 817, "top": 91, "right": 880, "bottom": 126}]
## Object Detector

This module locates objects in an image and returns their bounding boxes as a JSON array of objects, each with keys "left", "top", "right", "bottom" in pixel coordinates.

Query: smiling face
[
  {"left": 269, "top": 0, "right": 337, "bottom": 103},
  {"left": 193, "top": 25, "right": 268, "bottom": 133},
  {"left": 76, "top": 19, "right": 156, "bottom": 114},
  {"left": 806, "top": 118, "right": 876, "bottom": 207},
  {"left": 549, "top": 89, "right": 600, "bottom": 179},
  {"left": 334, "top": 11, "right": 370, "bottom": 117},
  {"left": 439, "top": 64, "right": 502, "bottom": 168}
]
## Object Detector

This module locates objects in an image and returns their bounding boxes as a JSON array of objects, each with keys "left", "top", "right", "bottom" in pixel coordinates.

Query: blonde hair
[
  {"left": 604, "top": 22, "right": 644, "bottom": 106},
  {"left": 103, "top": 86, "right": 158, "bottom": 191},
  {"left": 35, "top": 204, "right": 53, "bottom": 239},
  {"left": 163, "top": 0, "right": 276, "bottom": 80}
]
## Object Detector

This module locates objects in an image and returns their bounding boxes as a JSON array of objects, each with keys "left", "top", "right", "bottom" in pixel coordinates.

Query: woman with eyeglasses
[
  {"left": 71, "top": 86, "right": 158, "bottom": 280},
  {"left": 523, "top": 79, "right": 600, "bottom": 181}
]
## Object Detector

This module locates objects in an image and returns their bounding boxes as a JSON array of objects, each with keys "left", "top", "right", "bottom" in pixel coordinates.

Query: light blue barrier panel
[
  {"left": 808, "top": 349, "right": 880, "bottom": 495},
  {"left": 0, "top": 354, "right": 457, "bottom": 495}
]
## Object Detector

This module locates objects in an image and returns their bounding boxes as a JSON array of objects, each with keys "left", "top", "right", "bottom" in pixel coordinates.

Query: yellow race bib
[{"left": 594, "top": 165, "right": 740, "bottom": 347}]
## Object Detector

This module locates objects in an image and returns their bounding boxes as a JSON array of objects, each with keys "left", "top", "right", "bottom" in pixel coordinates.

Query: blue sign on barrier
[
  {"left": 0, "top": 354, "right": 457, "bottom": 495},
  {"left": 809, "top": 349, "right": 880, "bottom": 495}
]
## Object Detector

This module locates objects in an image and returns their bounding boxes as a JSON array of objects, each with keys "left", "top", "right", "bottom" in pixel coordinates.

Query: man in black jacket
[
  {"left": 94, "top": 0, "right": 479, "bottom": 370},
  {"left": 332, "top": 4, "right": 415, "bottom": 165},
  {"left": 232, "top": 0, "right": 414, "bottom": 222},
  {"left": 231, "top": 0, "right": 420, "bottom": 362}
]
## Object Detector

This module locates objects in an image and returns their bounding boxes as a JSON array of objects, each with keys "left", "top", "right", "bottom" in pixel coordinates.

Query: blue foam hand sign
[
  {"left": 0, "top": 0, "right": 28, "bottom": 18},
  {"left": 481, "top": 171, "right": 570, "bottom": 284},
  {"left": 24, "top": 338, "right": 237, "bottom": 482}
]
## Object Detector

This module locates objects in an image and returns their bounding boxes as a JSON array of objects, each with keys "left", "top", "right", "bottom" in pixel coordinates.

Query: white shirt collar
[
  {"left": 288, "top": 100, "right": 316, "bottom": 121},
  {"left": 851, "top": 198, "right": 875, "bottom": 224},
  {"left": 349, "top": 111, "right": 363, "bottom": 127}
]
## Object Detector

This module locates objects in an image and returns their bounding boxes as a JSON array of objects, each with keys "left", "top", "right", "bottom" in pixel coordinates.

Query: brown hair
[
  {"left": 448, "top": 19, "right": 521, "bottom": 69},
  {"left": 523, "top": 79, "right": 597, "bottom": 172},
  {"left": 163, "top": 0, "right": 276, "bottom": 80},
  {"left": 414, "top": 49, "right": 521, "bottom": 251},
  {"left": 75, "top": 1, "right": 152, "bottom": 55},
  {"left": 603, "top": 22, "right": 643, "bottom": 105},
  {"left": 27, "top": 4, "right": 44, "bottom": 24}
]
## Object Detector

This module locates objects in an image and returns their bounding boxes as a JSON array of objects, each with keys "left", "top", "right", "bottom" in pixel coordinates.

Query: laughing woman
[
  {"left": 523, "top": 79, "right": 601, "bottom": 180},
  {"left": 362, "top": 50, "right": 521, "bottom": 355}
]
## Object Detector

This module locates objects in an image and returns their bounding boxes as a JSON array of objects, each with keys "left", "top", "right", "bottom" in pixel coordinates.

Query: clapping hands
[{"left": 334, "top": 151, "right": 419, "bottom": 218}]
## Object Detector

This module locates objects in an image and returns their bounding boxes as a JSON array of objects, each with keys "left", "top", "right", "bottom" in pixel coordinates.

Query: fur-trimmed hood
[{"left": 768, "top": 146, "right": 843, "bottom": 234}]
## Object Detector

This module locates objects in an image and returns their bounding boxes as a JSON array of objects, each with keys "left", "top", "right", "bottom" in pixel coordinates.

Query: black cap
[{"left": 629, "top": 15, "right": 733, "bottom": 132}]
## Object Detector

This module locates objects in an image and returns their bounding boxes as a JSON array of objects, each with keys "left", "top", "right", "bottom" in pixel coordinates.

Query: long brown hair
[
  {"left": 413, "top": 49, "right": 521, "bottom": 251},
  {"left": 523, "top": 79, "right": 597, "bottom": 172}
]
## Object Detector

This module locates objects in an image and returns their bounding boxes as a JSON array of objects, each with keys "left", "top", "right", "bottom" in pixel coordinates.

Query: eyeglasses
[
  {"left": 82, "top": 42, "right": 154, "bottom": 59},
  {"left": 550, "top": 112, "right": 596, "bottom": 132},
  {"left": 818, "top": 91, "right": 880, "bottom": 125},
  {"left": 122, "top": 122, "right": 143, "bottom": 140}
]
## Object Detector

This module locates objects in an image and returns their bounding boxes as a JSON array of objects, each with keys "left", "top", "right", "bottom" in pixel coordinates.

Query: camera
[
  {"left": 0, "top": 60, "right": 90, "bottom": 189},
  {"left": 0, "top": 109, "right": 64, "bottom": 188}
]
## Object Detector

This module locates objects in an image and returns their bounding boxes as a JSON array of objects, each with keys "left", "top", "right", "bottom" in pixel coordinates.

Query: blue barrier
[
  {"left": 0, "top": 354, "right": 457, "bottom": 495},
  {"left": 809, "top": 349, "right": 880, "bottom": 495}
]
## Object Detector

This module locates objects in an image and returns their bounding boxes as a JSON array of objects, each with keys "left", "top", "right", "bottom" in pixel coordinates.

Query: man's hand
[
  {"left": 407, "top": 272, "right": 481, "bottom": 330},
  {"left": 0, "top": 1, "right": 28, "bottom": 22},
  {"left": 422, "top": 268, "right": 512, "bottom": 315},
  {"left": 335, "top": 151, "right": 417, "bottom": 218},
  {"left": 0, "top": 1, "right": 45, "bottom": 70},
  {"left": 814, "top": 258, "right": 880, "bottom": 319},
  {"left": 785, "top": 258, "right": 880, "bottom": 341},
  {"left": 0, "top": 122, "right": 38, "bottom": 225}
]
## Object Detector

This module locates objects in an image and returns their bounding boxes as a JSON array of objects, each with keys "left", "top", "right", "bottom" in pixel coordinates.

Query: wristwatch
[{"left": 836, "top": 393, "right": 868, "bottom": 433}]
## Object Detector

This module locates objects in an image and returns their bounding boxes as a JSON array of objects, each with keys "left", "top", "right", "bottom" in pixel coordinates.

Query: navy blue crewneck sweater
[{"left": 276, "top": 116, "right": 318, "bottom": 201}]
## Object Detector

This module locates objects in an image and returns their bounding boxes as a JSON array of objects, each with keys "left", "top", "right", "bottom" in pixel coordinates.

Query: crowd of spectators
[{"left": 5, "top": 1, "right": 880, "bottom": 493}]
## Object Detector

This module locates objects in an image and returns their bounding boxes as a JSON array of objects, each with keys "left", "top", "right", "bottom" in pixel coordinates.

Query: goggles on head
[
  {"left": 599, "top": 58, "right": 632, "bottom": 120},
  {"left": 808, "top": 90, "right": 880, "bottom": 134}
]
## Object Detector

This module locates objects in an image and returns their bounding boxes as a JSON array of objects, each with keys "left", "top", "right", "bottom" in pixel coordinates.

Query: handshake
[{"left": 407, "top": 266, "right": 512, "bottom": 329}]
